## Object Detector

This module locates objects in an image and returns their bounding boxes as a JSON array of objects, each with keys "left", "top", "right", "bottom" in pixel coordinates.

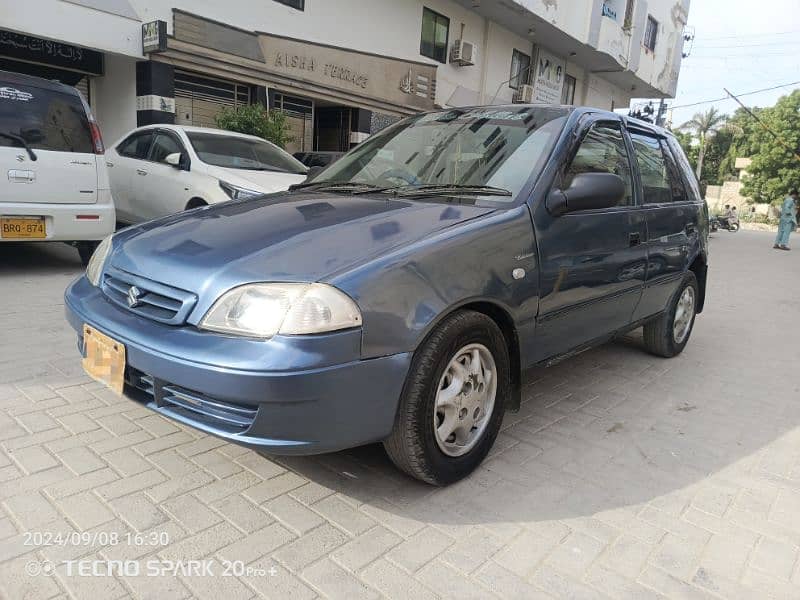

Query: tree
[
  {"left": 679, "top": 107, "right": 728, "bottom": 181},
  {"left": 739, "top": 90, "right": 800, "bottom": 203},
  {"left": 214, "top": 104, "right": 295, "bottom": 149}
]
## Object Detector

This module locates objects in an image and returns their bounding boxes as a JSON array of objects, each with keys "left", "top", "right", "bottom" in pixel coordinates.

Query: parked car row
[{"left": 0, "top": 70, "right": 308, "bottom": 264}]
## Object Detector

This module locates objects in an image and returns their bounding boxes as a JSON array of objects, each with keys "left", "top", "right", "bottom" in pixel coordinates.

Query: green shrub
[{"left": 214, "top": 104, "right": 295, "bottom": 149}]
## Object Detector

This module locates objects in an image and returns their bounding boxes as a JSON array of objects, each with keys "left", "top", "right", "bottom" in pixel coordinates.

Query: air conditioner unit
[
  {"left": 513, "top": 84, "right": 534, "bottom": 103},
  {"left": 450, "top": 40, "right": 476, "bottom": 66}
]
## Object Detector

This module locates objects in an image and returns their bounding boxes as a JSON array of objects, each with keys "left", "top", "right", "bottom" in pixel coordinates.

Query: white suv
[
  {"left": 106, "top": 125, "right": 308, "bottom": 225},
  {"left": 0, "top": 70, "right": 114, "bottom": 264}
]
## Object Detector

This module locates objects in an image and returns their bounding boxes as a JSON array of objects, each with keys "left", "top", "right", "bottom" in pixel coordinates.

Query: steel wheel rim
[
  {"left": 673, "top": 286, "right": 695, "bottom": 344},
  {"left": 433, "top": 343, "right": 497, "bottom": 457}
]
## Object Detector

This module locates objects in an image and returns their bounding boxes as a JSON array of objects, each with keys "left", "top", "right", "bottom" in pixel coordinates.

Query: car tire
[
  {"left": 75, "top": 241, "right": 99, "bottom": 267},
  {"left": 642, "top": 272, "right": 699, "bottom": 358},
  {"left": 383, "top": 310, "right": 510, "bottom": 486}
]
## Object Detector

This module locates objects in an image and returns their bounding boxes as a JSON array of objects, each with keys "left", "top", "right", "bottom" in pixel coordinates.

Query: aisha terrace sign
[{"left": 272, "top": 52, "right": 370, "bottom": 89}]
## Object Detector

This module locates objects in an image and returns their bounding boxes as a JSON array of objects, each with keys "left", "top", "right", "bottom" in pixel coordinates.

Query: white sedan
[{"left": 106, "top": 125, "right": 309, "bottom": 224}]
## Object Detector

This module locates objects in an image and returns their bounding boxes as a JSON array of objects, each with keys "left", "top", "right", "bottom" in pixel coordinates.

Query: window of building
[
  {"left": 420, "top": 7, "right": 450, "bottom": 63},
  {"left": 273, "top": 0, "right": 304, "bottom": 10},
  {"left": 643, "top": 16, "right": 658, "bottom": 51},
  {"left": 630, "top": 131, "right": 671, "bottom": 203},
  {"left": 623, "top": 0, "right": 636, "bottom": 28},
  {"left": 509, "top": 49, "right": 531, "bottom": 89},
  {"left": 566, "top": 123, "right": 634, "bottom": 206},
  {"left": 561, "top": 74, "right": 576, "bottom": 104}
]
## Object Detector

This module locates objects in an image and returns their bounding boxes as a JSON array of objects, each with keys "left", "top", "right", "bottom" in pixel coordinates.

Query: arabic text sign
[{"left": 0, "top": 30, "right": 103, "bottom": 75}]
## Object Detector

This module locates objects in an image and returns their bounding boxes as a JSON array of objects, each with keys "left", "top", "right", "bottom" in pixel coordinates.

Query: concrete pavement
[{"left": 0, "top": 229, "right": 799, "bottom": 599}]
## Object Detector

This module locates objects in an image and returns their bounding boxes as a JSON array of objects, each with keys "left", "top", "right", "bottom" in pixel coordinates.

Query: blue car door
[{"left": 529, "top": 117, "right": 648, "bottom": 361}]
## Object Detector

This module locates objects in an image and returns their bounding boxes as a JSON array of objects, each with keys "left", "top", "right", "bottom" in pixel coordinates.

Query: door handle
[
  {"left": 106, "top": 161, "right": 114, "bottom": 168},
  {"left": 136, "top": 169, "right": 148, "bottom": 176},
  {"left": 629, "top": 232, "right": 641, "bottom": 247},
  {"left": 685, "top": 224, "right": 697, "bottom": 234}
]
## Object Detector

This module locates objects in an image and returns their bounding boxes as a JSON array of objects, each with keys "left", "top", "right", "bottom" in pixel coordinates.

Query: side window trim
[
  {"left": 117, "top": 131, "right": 153, "bottom": 160},
  {"left": 147, "top": 130, "right": 186, "bottom": 164},
  {"left": 659, "top": 139, "right": 690, "bottom": 203},
  {"left": 561, "top": 118, "right": 637, "bottom": 210},
  {"left": 628, "top": 128, "right": 674, "bottom": 206}
]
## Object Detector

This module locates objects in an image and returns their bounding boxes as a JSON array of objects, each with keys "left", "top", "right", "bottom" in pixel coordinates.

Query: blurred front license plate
[
  {"left": 0, "top": 216, "right": 46, "bottom": 238},
  {"left": 82, "top": 325, "right": 125, "bottom": 395}
]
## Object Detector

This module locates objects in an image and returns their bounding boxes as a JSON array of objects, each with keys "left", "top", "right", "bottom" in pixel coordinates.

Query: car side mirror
[
  {"left": 165, "top": 152, "right": 189, "bottom": 171},
  {"left": 546, "top": 172, "right": 626, "bottom": 216},
  {"left": 304, "top": 165, "right": 324, "bottom": 182}
]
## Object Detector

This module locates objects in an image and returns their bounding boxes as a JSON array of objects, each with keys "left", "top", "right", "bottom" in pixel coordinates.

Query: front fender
[{"left": 330, "top": 204, "right": 540, "bottom": 364}]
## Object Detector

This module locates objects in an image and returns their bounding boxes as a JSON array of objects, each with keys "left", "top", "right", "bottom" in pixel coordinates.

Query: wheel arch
[
  {"left": 417, "top": 300, "right": 522, "bottom": 413},
  {"left": 688, "top": 254, "right": 707, "bottom": 313},
  {"left": 185, "top": 197, "right": 208, "bottom": 210}
]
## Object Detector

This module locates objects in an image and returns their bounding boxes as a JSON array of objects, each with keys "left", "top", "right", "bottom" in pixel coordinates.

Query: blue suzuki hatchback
[{"left": 66, "top": 106, "right": 708, "bottom": 485}]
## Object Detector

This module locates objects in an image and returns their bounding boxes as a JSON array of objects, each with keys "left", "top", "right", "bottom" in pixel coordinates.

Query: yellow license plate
[
  {"left": 0, "top": 216, "right": 46, "bottom": 239},
  {"left": 82, "top": 325, "right": 126, "bottom": 395}
]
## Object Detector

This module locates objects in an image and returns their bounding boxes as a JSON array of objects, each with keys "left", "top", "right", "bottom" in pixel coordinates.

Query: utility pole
[{"left": 655, "top": 98, "right": 666, "bottom": 127}]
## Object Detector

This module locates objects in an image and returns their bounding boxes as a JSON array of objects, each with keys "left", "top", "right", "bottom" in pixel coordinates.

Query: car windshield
[
  {"left": 187, "top": 132, "right": 307, "bottom": 174},
  {"left": 312, "top": 106, "right": 569, "bottom": 202}
]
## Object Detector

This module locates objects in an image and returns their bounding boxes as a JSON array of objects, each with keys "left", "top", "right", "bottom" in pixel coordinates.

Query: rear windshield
[
  {"left": 0, "top": 82, "right": 93, "bottom": 153},
  {"left": 187, "top": 132, "right": 307, "bottom": 174}
]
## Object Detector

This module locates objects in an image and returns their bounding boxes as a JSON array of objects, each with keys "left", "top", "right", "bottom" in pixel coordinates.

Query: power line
[
  {"left": 692, "top": 29, "right": 800, "bottom": 41},
  {"left": 670, "top": 80, "right": 800, "bottom": 110},
  {"left": 693, "top": 40, "right": 800, "bottom": 49}
]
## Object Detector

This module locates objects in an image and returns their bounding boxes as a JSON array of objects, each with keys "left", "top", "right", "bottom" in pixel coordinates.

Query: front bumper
[
  {"left": 0, "top": 199, "right": 115, "bottom": 241},
  {"left": 65, "top": 276, "right": 411, "bottom": 454}
]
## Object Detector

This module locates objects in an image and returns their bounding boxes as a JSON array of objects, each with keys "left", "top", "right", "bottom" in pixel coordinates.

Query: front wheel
[
  {"left": 383, "top": 310, "right": 510, "bottom": 485},
  {"left": 642, "top": 272, "right": 699, "bottom": 358},
  {"left": 729, "top": 222, "right": 740, "bottom": 232}
]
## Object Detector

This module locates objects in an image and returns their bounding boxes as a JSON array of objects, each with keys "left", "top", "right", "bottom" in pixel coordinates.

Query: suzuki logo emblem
[{"left": 127, "top": 286, "right": 143, "bottom": 308}]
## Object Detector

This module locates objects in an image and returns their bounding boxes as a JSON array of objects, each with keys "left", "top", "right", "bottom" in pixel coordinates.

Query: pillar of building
[{"left": 136, "top": 61, "right": 176, "bottom": 126}]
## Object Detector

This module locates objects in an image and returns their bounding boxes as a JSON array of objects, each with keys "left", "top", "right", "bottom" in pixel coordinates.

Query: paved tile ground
[{"left": 0, "top": 230, "right": 799, "bottom": 600}]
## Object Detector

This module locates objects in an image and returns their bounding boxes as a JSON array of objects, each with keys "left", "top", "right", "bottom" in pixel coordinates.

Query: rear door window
[
  {"left": 0, "top": 82, "right": 93, "bottom": 153},
  {"left": 630, "top": 132, "right": 672, "bottom": 204},
  {"left": 565, "top": 123, "right": 634, "bottom": 206},
  {"left": 149, "top": 132, "right": 184, "bottom": 164},
  {"left": 117, "top": 131, "right": 154, "bottom": 160},
  {"left": 659, "top": 140, "right": 689, "bottom": 202}
]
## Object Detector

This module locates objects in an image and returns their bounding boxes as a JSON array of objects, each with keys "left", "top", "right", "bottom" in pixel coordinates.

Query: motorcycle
[{"left": 710, "top": 214, "right": 740, "bottom": 232}]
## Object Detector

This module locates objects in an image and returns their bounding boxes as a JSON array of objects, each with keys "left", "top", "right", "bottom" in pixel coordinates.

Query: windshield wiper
[
  {"left": 0, "top": 132, "right": 37, "bottom": 161},
  {"left": 394, "top": 184, "right": 512, "bottom": 198},
  {"left": 289, "top": 181, "right": 397, "bottom": 195}
]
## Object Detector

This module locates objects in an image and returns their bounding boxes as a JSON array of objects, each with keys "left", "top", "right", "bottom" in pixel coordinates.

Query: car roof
[
  {"left": 133, "top": 124, "right": 267, "bottom": 141},
  {"left": 425, "top": 104, "right": 675, "bottom": 139},
  {"left": 0, "top": 69, "right": 81, "bottom": 96}
]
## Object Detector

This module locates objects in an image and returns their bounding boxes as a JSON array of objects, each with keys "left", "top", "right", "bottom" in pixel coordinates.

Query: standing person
[{"left": 774, "top": 189, "right": 798, "bottom": 250}]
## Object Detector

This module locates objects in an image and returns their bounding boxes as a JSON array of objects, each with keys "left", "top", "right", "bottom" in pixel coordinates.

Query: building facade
[{"left": 1, "top": 0, "right": 690, "bottom": 153}]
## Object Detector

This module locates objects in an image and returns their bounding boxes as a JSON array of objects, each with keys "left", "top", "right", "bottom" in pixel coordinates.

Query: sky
[{"left": 635, "top": 0, "right": 800, "bottom": 126}]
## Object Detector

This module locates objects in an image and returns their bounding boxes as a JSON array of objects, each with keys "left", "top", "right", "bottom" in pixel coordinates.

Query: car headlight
[
  {"left": 85, "top": 235, "right": 113, "bottom": 287},
  {"left": 199, "top": 283, "right": 362, "bottom": 338},
  {"left": 219, "top": 180, "right": 262, "bottom": 200}
]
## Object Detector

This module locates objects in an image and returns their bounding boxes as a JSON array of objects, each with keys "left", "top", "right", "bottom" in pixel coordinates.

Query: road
[{"left": 0, "top": 229, "right": 798, "bottom": 599}]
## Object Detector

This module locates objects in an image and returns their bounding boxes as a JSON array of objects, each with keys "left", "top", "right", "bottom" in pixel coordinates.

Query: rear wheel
[
  {"left": 383, "top": 310, "right": 509, "bottom": 485},
  {"left": 75, "top": 241, "right": 99, "bottom": 267},
  {"left": 642, "top": 272, "right": 698, "bottom": 358}
]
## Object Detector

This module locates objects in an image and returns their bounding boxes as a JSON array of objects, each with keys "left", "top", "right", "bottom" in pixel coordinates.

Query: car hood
[
  {"left": 110, "top": 192, "right": 496, "bottom": 307},
  {"left": 205, "top": 164, "right": 307, "bottom": 193}
]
